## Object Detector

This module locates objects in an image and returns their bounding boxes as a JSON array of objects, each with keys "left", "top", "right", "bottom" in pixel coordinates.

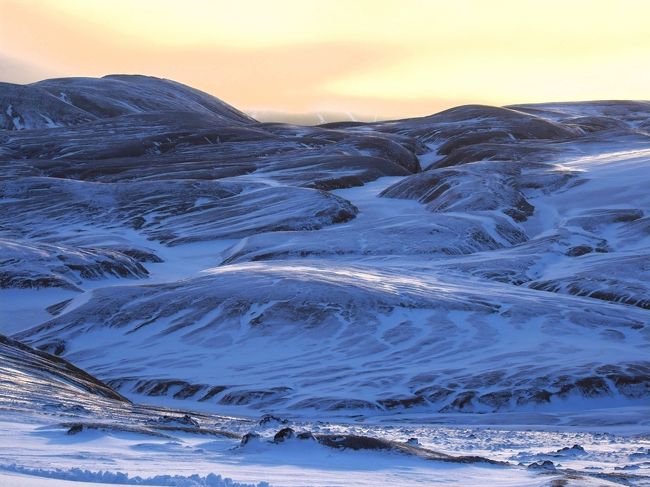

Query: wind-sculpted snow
[
  {"left": 0, "top": 82, "right": 95, "bottom": 130},
  {"left": 0, "top": 238, "right": 151, "bottom": 290},
  {"left": 0, "top": 116, "right": 418, "bottom": 188},
  {"left": 379, "top": 160, "right": 544, "bottom": 222},
  {"left": 2, "top": 76, "right": 650, "bottom": 419},
  {"left": 220, "top": 214, "right": 526, "bottom": 264},
  {"left": 220, "top": 177, "right": 529, "bottom": 264},
  {"left": 34, "top": 75, "right": 255, "bottom": 123},
  {"left": 528, "top": 253, "right": 650, "bottom": 310},
  {"left": 17, "top": 261, "right": 650, "bottom": 414},
  {"left": 1, "top": 75, "right": 253, "bottom": 130},
  {"left": 509, "top": 100, "right": 650, "bottom": 127},
  {"left": 335, "top": 104, "right": 581, "bottom": 150},
  {"left": 0, "top": 334, "right": 127, "bottom": 409},
  {"left": 0, "top": 177, "right": 358, "bottom": 245}
]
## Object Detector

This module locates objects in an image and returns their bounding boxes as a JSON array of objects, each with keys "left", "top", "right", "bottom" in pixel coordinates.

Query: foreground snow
[
  {"left": 1, "top": 408, "right": 648, "bottom": 487},
  {"left": 2, "top": 331, "right": 647, "bottom": 486}
]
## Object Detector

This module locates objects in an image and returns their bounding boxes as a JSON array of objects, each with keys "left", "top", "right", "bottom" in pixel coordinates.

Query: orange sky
[{"left": 1, "top": 0, "right": 649, "bottom": 119}]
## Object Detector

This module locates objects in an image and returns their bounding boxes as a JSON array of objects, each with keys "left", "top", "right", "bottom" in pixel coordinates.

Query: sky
[{"left": 1, "top": 0, "right": 649, "bottom": 119}]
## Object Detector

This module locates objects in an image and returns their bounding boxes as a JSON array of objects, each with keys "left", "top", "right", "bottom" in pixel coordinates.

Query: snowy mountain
[
  {"left": 1, "top": 76, "right": 649, "bottom": 419},
  {"left": 0, "top": 74, "right": 252, "bottom": 130}
]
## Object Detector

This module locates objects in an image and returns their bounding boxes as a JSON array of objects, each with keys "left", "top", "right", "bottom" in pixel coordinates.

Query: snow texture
[{"left": 0, "top": 75, "right": 649, "bottom": 485}]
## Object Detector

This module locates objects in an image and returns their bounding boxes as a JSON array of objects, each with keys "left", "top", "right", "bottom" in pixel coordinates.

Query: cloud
[
  {"left": 0, "top": 1, "right": 407, "bottom": 113},
  {"left": 2, "top": 0, "right": 649, "bottom": 118},
  {"left": 0, "top": 55, "right": 63, "bottom": 84}
]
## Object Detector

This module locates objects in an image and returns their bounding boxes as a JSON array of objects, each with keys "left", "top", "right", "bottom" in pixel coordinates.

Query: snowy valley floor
[{"left": 1, "top": 407, "right": 650, "bottom": 487}]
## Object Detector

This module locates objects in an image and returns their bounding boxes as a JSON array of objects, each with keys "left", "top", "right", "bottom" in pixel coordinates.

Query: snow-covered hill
[
  {"left": 0, "top": 333, "right": 127, "bottom": 410},
  {"left": 0, "top": 75, "right": 253, "bottom": 130},
  {"left": 1, "top": 77, "right": 648, "bottom": 420},
  {"left": 2, "top": 333, "right": 648, "bottom": 486}
]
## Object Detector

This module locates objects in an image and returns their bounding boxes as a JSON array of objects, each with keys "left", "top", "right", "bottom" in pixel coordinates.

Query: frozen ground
[
  {"left": 1, "top": 407, "right": 649, "bottom": 486},
  {"left": 3, "top": 393, "right": 650, "bottom": 487},
  {"left": 1, "top": 77, "right": 649, "bottom": 484}
]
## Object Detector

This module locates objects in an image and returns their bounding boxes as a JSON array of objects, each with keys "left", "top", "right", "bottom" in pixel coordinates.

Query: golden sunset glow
[{"left": 1, "top": 0, "right": 649, "bottom": 118}]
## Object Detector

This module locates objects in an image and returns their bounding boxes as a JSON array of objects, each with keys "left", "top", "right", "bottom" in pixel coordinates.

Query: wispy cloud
[{"left": 2, "top": 0, "right": 649, "bottom": 118}]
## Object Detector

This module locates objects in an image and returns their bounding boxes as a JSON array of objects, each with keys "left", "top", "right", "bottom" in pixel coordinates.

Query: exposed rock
[
  {"left": 147, "top": 414, "right": 200, "bottom": 428},
  {"left": 377, "top": 396, "right": 427, "bottom": 410},
  {"left": 219, "top": 388, "right": 292, "bottom": 407},
  {"left": 317, "top": 434, "right": 391, "bottom": 451},
  {"left": 259, "top": 414, "right": 288, "bottom": 426},
  {"left": 527, "top": 460, "right": 557, "bottom": 472},
  {"left": 273, "top": 427, "right": 295, "bottom": 443},
  {"left": 440, "top": 391, "right": 477, "bottom": 412},
  {"left": 240, "top": 432, "right": 262, "bottom": 446},
  {"left": 296, "top": 431, "right": 317, "bottom": 441},
  {"left": 66, "top": 424, "right": 84, "bottom": 435},
  {"left": 553, "top": 445, "right": 586, "bottom": 456}
]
